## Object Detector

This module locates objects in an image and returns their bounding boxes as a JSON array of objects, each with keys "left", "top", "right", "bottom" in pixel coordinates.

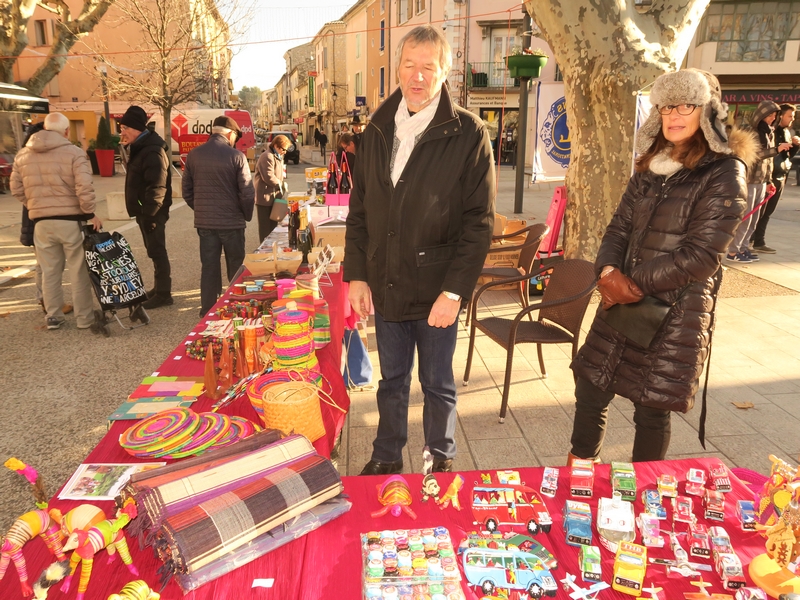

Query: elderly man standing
[
  {"left": 345, "top": 25, "right": 495, "bottom": 475},
  {"left": 183, "top": 116, "right": 255, "bottom": 317},
  {"left": 119, "top": 105, "right": 173, "bottom": 309},
  {"left": 11, "top": 112, "right": 102, "bottom": 330}
]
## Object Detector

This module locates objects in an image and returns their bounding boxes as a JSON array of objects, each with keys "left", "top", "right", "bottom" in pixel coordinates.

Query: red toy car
[
  {"left": 688, "top": 523, "right": 711, "bottom": 558},
  {"left": 570, "top": 459, "right": 595, "bottom": 498},
  {"left": 471, "top": 482, "right": 553, "bottom": 535},
  {"left": 673, "top": 496, "right": 695, "bottom": 525},
  {"left": 685, "top": 468, "right": 707, "bottom": 497},
  {"left": 710, "top": 463, "right": 732, "bottom": 493},
  {"left": 704, "top": 489, "right": 726, "bottom": 522}
]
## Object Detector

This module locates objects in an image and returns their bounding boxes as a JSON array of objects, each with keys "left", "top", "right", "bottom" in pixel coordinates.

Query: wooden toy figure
[
  {"left": 0, "top": 509, "right": 66, "bottom": 596},
  {"left": 107, "top": 579, "right": 161, "bottom": 600},
  {"left": 60, "top": 499, "right": 139, "bottom": 600}
]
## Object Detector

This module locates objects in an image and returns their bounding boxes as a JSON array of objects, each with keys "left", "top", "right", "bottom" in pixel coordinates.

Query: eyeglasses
[{"left": 658, "top": 104, "right": 699, "bottom": 116}]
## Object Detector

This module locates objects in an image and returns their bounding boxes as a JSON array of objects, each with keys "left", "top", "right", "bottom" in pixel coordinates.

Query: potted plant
[
  {"left": 94, "top": 116, "right": 116, "bottom": 177},
  {"left": 86, "top": 138, "right": 100, "bottom": 175},
  {"left": 505, "top": 47, "right": 549, "bottom": 79}
]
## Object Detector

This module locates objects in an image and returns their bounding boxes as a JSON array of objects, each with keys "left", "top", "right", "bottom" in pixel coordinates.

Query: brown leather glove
[{"left": 597, "top": 268, "right": 644, "bottom": 310}]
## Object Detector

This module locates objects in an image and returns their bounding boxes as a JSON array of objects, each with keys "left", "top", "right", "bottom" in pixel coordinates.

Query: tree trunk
[
  {"left": 524, "top": 0, "right": 710, "bottom": 260},
  {"left": 0, "top": 0, "right": 38, "bottom": 83},
  {"left": 163, "top": 104, "right": 173, "bottom": 165},
  {"left": 26, "top": 0, "right": 115, "bottom": 96}
]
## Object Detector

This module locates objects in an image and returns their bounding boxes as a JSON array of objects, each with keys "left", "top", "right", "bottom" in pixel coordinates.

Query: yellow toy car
[{"left": 613, "top": 541, "right": 647, "bottom": 596}]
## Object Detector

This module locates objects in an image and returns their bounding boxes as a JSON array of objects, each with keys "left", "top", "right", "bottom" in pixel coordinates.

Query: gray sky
[{"left": 230, "top": 1, "right": 354, "bottom": 92}]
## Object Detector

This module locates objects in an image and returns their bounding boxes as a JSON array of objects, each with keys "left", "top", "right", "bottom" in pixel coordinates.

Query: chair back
[
  {"left": 517, "top": 223, "right": 550, "bottom": 275},
  {"left": 539, "top": 259, "right": 596, "bottom": 335}
]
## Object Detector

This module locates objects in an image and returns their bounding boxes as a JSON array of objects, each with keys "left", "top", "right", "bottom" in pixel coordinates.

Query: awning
[{"left": 0, "top": 82, "right": 49, "bottom": 114}]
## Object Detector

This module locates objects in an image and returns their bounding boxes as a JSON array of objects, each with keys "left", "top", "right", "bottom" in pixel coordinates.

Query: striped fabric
[{"left": 154, "top": 453, "right": 343, "bottom": 575}]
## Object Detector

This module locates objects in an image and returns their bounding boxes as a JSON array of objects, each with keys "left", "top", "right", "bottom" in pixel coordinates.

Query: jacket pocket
[
  {"left": 415, "top": 243, "right": 457, "bottom": 306},
  {"left": 365, "top": 241, "right": 380, "bottom": 284}
]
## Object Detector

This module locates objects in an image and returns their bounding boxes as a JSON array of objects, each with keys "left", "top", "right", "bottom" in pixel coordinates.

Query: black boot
[
  {"left": 142, "top": 293, "right": 174, "bottom": 309},
  {"left": 359, "top": 460, "right": 403, "bottom": 476}
]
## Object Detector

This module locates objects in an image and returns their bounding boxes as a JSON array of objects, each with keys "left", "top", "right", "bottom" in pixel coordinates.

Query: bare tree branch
[{"left": 0, "top": 0, "right": 40, "bottom": 83}]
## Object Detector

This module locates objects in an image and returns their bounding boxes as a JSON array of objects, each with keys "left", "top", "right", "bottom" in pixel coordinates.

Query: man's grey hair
[
  {"left": 212, "top": 126, "right": 233, "bottom": 135},
  {"left": 395, "top": 25, "right": 452, "bottom": 77},
  {"left": 44, "top": 112, "right": 70, "bottom": 132}
]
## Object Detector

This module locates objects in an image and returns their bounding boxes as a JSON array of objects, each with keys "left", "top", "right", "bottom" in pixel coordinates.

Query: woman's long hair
[{"left": 635, "top": 127, "right": 711, "bottom": 173}]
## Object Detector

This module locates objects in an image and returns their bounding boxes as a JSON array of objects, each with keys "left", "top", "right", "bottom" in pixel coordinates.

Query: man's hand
[
  {"left": 428, "top": 293, "right": 460, "bottom": 328},
  {"left": 778, "top": 142, "right": 793, "bottom": 153},
  {"left": 348, "top": 280, "right": 372, "bottom": 320},
  {"left": 90, "top": 216, "right": 102, "bottom": 231},
  {"left": 767, "top": 182, "right": 777, "bottom": 195},
  {"left": 597, "top": 268, "right": 644, "bottom": 311}
]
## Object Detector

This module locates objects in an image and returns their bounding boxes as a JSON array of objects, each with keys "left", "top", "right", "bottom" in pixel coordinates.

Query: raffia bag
[{"left": 261, "top": 380, "right": 343, "bottom": 442}]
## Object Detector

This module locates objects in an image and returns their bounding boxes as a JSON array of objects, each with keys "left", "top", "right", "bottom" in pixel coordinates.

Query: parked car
[{"left": 265, "top": 131, "right": 300, "bottom": 164}]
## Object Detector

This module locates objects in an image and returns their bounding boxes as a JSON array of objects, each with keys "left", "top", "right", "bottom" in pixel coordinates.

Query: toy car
[
  {"left": 737, "top": 500, "right": 756, "bottom": 531},
  {"left": 611, "top": 462, "right": 637, "bottom": 501},
  {"left": 685, "top": 467, "right": 707, "bottom": 496},
  {"left": 612, "top": 541, "right": 647, "bottom": 596},
  {"left": 472, "top": 476, "right": 553, "bottom": 535},
  {"left": 462, "top": 547, "right": 558, "bottom": 598},
  {"left": 715, "top": 552, "right": 746, "bottom": 589},
  {"left": 570, "top": 459, "right": 595, "bottom": 497},
  {"left": 642, "top": 489, "right": 667, "bottom": 520},
  {"left": 710, "top": 463, "right": 732, "bottom": 493},
  {"left": 735, "top": 588, "right": 768, "bottom": 600},
  {"left": 597, "top": 492, "right": 635, "bottom": 552},
  {"left": 563, "top": 500, "right": 592, "bottom": 547},
  {"left": 709, "top": 526, "right": 734, "bottom": 559},
  {"left": 688, "top": 523, "right": 711, "bottom": 558},
  {"left": 637, "top": 513, "right": 664, "bottom": 548},
  {"left": 704, "top": 489, "right": 726, "bottom": 521},
  {"left": 673, "top": 495, "right": 695, "bottom": 525},
  {"left": 580, "top": 545, "right": 602, "bottom": 582},
  {"left": 460, "top": 532, "right": 558, "bottom": 572},
  {"left": 540, "top": 467, "right": 559, "bottom": 498},
  {"left": 657, "top": 473, "right": 678, "bottom": 498}
]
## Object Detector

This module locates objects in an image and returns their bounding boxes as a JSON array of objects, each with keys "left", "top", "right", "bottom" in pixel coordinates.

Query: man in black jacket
[
  {"left": 183, "top": 116, "right": 255, "bottom": 316},
  {"left": 344, "top": 25, "right": 495, "bottom": 475},
  {"left": 120, "top": 105, "right": 173, "bottom": 309},
  {"left": 751, "top": 103, "right": 800, "bottom": 253}
]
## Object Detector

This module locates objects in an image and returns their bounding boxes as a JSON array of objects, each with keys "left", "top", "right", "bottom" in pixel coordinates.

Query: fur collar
[{"left": 649, "top": 150, "right": 684, "bottom": 177}]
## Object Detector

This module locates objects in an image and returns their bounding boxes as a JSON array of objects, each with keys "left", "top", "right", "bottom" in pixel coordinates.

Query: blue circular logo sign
[{"left": 540, "top": 97, "right": 570, "bottom": 168}]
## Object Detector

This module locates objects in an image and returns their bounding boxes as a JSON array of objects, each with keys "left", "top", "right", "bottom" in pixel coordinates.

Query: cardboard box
[
  {"left": 493, "top": 213, "right": 508, "bottom": 236},
  {"left": 504, "top": 219, "right": 528, "bottom": 243},
  {"left": 328, "top": 205, "right": 349, "bottom": 220},
  {"left": 243, "top": 251, "right": 303, "bottom": 276},
  {"left": 246, "top": 148, "right": 256, "bottom": 159},
  {"left": 310, "top": 221, "right": 347, "bottom": 249},
  {"left": 305, "top": 167, "right": 328, "bottom": 181},
  {"left": 477, "top": 246, "right": 522, "bottom": 291},
  {"left": 305, "top": 204, "right": 329, "bottom": 225}
]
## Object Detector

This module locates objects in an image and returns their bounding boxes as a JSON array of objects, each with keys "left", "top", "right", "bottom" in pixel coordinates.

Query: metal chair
[
  {"left": 463, "top": 259, "right": 597, "bottom": 423},
  {"left": 466, "top": 223, "right": 549, "bottom": 327}
]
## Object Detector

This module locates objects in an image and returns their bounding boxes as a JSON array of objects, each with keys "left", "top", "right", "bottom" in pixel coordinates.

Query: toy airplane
[
  {"left": 690, "top": 578, "right": 714, "bottom": 597},
  {"left": 643, "top": 583, "right": 663, "bottom": 599},
  {"left": 560, "top": 572, "right": 610, "bottom": 600}
]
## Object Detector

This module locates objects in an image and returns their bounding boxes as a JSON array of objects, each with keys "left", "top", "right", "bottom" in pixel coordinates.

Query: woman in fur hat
[{"left": 568, "top": 69, "right": 758, "bottom": 463}]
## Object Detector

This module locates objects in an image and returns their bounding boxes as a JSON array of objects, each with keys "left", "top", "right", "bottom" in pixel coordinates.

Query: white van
[{"left": 150, "top": 108, "right": 256, "bottom": 163}]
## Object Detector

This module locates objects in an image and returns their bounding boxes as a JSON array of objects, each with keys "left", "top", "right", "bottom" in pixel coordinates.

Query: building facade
[{"left": 312, "top": 21, "right": 347, "bottom": 141}]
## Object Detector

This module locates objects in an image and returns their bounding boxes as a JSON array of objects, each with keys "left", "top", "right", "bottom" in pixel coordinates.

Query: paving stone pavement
[{"left": 1, "top": 153, "right": 799, "bottom": 535}]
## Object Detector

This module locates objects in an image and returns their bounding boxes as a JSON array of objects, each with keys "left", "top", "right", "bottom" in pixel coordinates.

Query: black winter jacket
[
  {"left": 773, "top": 125, "right": 800, "bottom": 180},
  {"left": 125, "top": 130, "right": 172, "bottom": 220},
  {"left": 183, "top": 134, "right": 254, "bottom": 229},
  {"left": 343, "top": 86, "right": 495, "bottom": 321},
  {"left": 571, "top": 151, "right": 748, "bottom": 413}
]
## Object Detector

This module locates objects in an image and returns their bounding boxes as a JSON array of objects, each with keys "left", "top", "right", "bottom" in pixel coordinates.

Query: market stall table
[{"left": 0, "top": 457, "right": 772, "bottom": 600}]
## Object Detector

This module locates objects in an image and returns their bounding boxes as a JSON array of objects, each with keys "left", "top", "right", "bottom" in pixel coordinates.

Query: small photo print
[{"left": 58, "top": 463, "right": 165, "bottom": 501}]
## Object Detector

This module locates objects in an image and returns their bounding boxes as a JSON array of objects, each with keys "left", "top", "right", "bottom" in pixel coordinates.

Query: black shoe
[
  {"left": 145, "top": 288, "right": 156, "bottom": 299},
  {"left": 359, "top": 460, "right": 403, "bottom": 476},
  {"left": 432, "top": 459, "right": 453, "bottom": 473},
  {"left": 142, "top": 293, "right": 174, "bottom": 309}
]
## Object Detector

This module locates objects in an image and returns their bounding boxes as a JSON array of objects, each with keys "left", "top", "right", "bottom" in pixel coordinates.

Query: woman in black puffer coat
[{"left": 569, "top": 69, "right": 758, "bottom": 462}]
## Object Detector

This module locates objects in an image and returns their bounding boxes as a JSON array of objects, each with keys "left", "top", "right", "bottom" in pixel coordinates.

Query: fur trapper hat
[{"left": 636, "top": 68, "right": 732, "bottom": 156}]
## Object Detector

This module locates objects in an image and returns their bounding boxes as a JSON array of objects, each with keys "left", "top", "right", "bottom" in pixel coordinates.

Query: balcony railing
[{"left": 468, "top": 62, "right": 519, "bottom": 88}]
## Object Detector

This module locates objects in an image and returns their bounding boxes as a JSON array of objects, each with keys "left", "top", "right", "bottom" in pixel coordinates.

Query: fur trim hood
[
  {"left": 726, "top": 126, "right": 760, "bottom": 170},
  {"left": 636, "top": 69, "right": 731, "bottom": 156}
]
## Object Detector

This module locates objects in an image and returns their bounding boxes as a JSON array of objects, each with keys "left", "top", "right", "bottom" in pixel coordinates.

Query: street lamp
[{"left": 97, "top": 64, "right": 110, "bottom": 125}]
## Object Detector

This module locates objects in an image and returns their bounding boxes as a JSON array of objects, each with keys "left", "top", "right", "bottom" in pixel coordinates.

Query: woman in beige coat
[{"left": 253, "top": 135, "right": 289, "bottom": 242}]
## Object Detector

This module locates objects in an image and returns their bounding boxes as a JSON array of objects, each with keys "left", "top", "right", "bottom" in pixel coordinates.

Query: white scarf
[{"left": 391, "top": 91, "right": 442, "bottom": 185}]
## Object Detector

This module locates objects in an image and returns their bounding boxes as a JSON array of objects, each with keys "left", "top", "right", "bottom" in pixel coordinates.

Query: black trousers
[
  {"left": 751, "top": 178, "right": 785, "bottom": 246},
  {"left": 256, "top": 204, "right": 279, "bottom": 243},
  {"left": 136, "top": 212, "right": 171, "bottom": 294},
  {"left": 570, "top": 377, "right": 672, "bottom": 462}
]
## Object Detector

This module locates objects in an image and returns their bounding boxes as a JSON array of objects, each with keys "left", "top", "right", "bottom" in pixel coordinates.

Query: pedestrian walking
[
  {"left": 568, "top": 69, "right": 757, "bottom": 462},
  {"left": 183, "top": 116, "right": 255, "bottom": 317},
  {"left": 253, "top": 134, "right": 290, "bottom": 242},
  {"left": 10, "top": 112, "right": 102, "bottom": 330},
  {"left": 119, "top": 105, "right": 174, "bottom": 309},
  {"left": 345, "top": 25, "right": 496, "bottom": 475}
]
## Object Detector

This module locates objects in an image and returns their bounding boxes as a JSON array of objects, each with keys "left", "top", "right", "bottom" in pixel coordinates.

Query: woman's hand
[{"left": 597, "top": 268, "right": 644, "bottom": 310}]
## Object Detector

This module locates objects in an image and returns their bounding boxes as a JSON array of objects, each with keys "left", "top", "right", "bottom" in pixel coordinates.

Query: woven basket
[{"left": 261, "top": 381, "right": 329, "bottom": 442}]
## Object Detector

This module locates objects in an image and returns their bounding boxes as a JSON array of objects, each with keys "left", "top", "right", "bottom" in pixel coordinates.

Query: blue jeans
[
  {"left": 372, "top": 312, "right": 459, "bottom": 463},
  {"left": 198, "top": 228, "right": 246, "bottom": 314}
]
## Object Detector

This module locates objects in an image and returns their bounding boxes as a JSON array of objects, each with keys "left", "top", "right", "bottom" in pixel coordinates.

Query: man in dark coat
[
  {"left": 120, "top": 105, "right": 173, "bottom": 309},
  {"left": 344, "top": 25, "right": 495, "bottom": 475},
  {"left": 183, "top": 116, "right": 255, "bottom": 316}
]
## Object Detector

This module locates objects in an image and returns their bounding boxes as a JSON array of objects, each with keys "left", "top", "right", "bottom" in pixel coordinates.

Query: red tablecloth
[{"left": 0, "top": 457, "right": 771, "bottom": 600}]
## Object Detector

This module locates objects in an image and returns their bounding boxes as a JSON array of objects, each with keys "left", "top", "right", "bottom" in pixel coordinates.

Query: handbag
[
  {"left": 269, "top": 193, "right": 288, "bottom": 222},
  {"left": 599, "top": 295, "right": 673, "bottom": 349},
  {"left": 343, "top": 327, "right": 373, "bottom": 389},
  {"left": 83, "top": 229, "right": 148, "bottom": 309}
]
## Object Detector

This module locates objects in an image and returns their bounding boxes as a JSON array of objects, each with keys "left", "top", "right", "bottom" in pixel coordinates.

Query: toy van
[
  {"left": 461, "top": 547, "right": 558, "bottom": 598},
  {"left": 471, "top": 483, "right": 552, "bottom": 535}
]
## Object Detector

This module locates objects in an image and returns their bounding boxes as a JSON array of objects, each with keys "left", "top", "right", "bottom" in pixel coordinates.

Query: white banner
[
  {"left": 633, "top": 91, "right": 653, "bottom": 175},
  {"left": 531, "top": 82, "right": 568, "bottom": 183}
]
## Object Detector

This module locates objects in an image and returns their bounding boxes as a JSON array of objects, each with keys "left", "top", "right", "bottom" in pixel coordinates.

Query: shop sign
[
  {"left": 308, "top": 76, "right": 315, "bottom": 107},
  {"left": 355, "top": 96, "right": 366, "bottom": 107},
  {"left": 178, "top": 134, "right": 207, "bottom": 156},
  {"left": 723, "top": 90, "right": 800, "bottom": 104},
  {"left": 293, "top": 117, "right": 304, "bottom": 124},
  {"left": 467, "top": 92, "right": 519, "bottom": 108}
]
